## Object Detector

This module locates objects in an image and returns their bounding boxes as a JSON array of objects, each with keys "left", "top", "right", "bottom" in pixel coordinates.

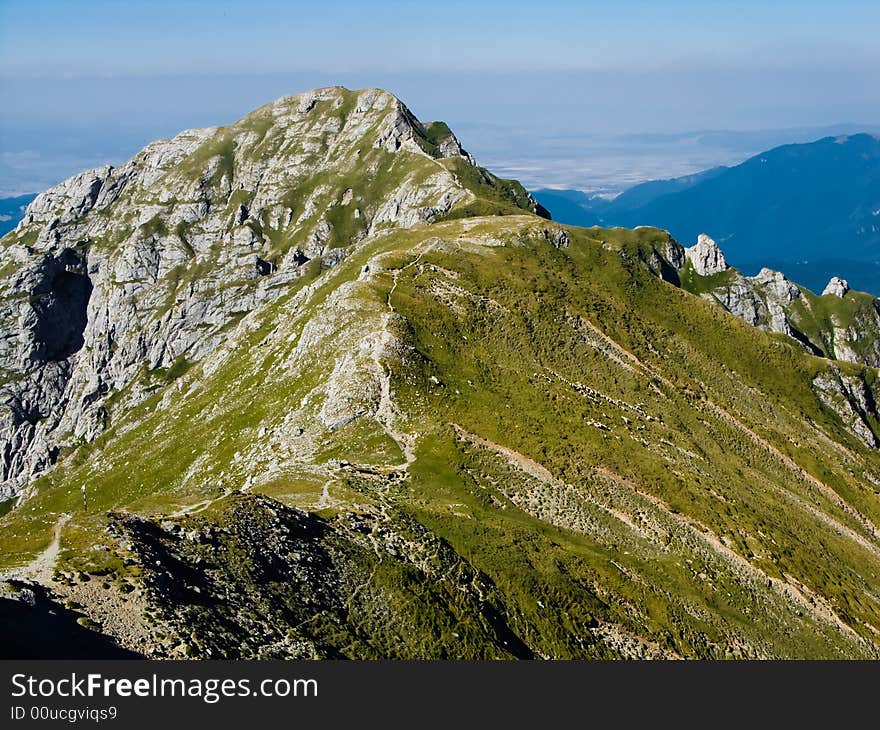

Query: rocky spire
[{"left": 684, "top": 233, "right": 728, "bottom": 276}]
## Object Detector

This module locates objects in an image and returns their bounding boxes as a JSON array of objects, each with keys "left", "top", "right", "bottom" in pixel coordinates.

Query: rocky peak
[
  {"left": 0, "top": 86, "right": 545, "bottom": 497},
  {"left": 823, "top": 276, "right": 849, "bottom": 298},
  {"left": 684, "top": 233, "right": 728, "bottom": 276}
]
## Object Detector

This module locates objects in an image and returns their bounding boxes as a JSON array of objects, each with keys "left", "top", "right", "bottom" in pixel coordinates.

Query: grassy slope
[
  {"left": 389, "top": 223, "right": 880, "bottom": 657},
  {"left": 4, "top": 214, "right": 880, "bottom": 657}
]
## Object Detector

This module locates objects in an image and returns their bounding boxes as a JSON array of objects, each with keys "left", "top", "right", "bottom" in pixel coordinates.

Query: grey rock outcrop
[
  {"left": 813, "top": 368, "right": 879, "bottom": 448},
  {"left": 747, "top": 267, "right": 802, "bottom": 336},
  {"left": 694, "top": 265, "right": 800, "bottom": 338},
  {"left": 706, "top": 276, "right": 764, "bottom": 326},
  {"left": 685, "top": 233, "right": 728, "bottom": 276},
  {"left": 823, "top": 277, "right": 849, "bottom": 298},
  {"left": 751, "top": 267, "right": 801, "bottom": 305}
]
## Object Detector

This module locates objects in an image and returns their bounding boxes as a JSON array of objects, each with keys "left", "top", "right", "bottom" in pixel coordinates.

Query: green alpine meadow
[{"left": 4, "top": 87, "right": 880, "bottom": 659}]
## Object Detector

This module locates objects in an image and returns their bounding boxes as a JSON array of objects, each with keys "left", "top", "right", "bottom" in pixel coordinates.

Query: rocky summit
[
  {"left": 0, "top": 87, "right": 541, "bottom": 499},
  {"left": 4, "top": 87, "right": 880, "bottom": 659}
]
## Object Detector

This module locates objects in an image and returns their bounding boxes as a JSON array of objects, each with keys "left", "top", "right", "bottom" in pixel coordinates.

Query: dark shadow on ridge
[{"left": 0, "top": 582, "right": 142, "bottom": 659}]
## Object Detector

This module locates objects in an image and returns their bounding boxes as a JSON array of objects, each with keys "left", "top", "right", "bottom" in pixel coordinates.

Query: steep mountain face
[
  {"left": 0, "top": 86, "right": 542, "bottom": 499},
  {"left": 5, "top": 89, "right": 880, "bottom": 659},
  {"left": 537, "top": 134, "right": 880, "bottom": 294}
]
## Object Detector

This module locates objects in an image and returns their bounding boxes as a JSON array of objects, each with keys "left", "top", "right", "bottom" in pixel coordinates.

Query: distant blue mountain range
[
  {"left": 0, "top": 194, "right": 37, "bottom": 237},
  {"left": 534, "top": 133, "right": 880, "bottom": 295}
]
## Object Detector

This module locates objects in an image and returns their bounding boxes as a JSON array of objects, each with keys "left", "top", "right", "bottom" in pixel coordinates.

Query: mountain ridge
[{"left": 4, "top": 88, "right": 880, "bottom": 659}]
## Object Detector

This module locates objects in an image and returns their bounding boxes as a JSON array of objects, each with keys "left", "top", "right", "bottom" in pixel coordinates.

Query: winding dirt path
[{"left": 3, "top": 513, "right": 71, "bottom": 584}]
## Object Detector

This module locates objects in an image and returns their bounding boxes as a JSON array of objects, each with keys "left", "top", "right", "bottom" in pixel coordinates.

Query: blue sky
[
  {"left": 3, "top": 0, "right": 879, "bottom": 76},
  {"left": 1, "top": 0, "right": 879, "bottom": 194}
]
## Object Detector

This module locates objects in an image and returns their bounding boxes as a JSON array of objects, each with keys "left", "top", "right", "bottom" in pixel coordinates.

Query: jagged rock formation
[
  {"left": 4, "top": 89, "right": 880, "bottom": 660},
  {"left": 685, "top": 233, "right": 728, "bottom": 276},
  {"left": 0, "top": 87, "right": 543, "bottom": 498},
  {"left": 703, "top": 266, "right": 802, "bottom": 338},
  {"left": 812, "top": 369, "right": 878, "bottom": 448},
  {"left": 823, "top": 277, "right": 850, "bottom": 298}
]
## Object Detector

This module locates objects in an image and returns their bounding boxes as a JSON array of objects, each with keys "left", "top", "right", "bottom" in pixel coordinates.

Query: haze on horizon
[{"left": 1, "top": 0, "right": 879, "bottom": 195}]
